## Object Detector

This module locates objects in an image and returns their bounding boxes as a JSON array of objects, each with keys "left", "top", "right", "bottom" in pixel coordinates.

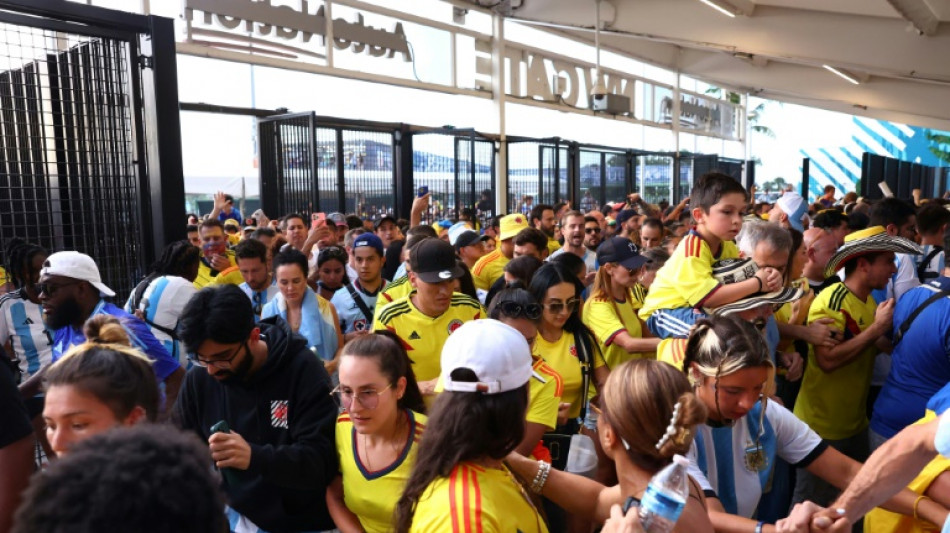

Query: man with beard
[
  {"left": 39, "top": 251, "right": 184, "bottom": 415},
  {"left": 549, "top": 210, "right": 598, "bottom": 275},
  {"left": 529, "top": 203, "right": 560, "bottom": 256},
  {"left": 174, "top": 284, "right": 337, "bottom": 532}
]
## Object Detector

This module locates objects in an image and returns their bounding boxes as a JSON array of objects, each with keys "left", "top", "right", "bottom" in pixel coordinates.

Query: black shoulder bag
[
  {"left": 893, "top": 288, "right": 950, "bottom": 346},
  {"left": 542, "top": 331, "right": 594, "bottom": 471}
]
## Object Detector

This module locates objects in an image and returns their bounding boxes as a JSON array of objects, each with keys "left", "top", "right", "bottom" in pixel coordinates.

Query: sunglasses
[
  {"left": 495, "top": 301, "right": 542, "bottom": 320},
  {"left": 543, "top": 298, "right": 579, "bottom": 314},
  {"left": 36, "top": 280, "right": 81, "bottom": 297},
  {"left": 585, "top": 227, "right": 601, "bottom": 234}
]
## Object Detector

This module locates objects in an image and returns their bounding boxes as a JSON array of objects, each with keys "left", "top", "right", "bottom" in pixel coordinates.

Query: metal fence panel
[
  {"left": 0, "top": 22, "right": 148, "bottom": 300},
  {"left": 342, "top": 129, "right": 394, "bottom": 218}
]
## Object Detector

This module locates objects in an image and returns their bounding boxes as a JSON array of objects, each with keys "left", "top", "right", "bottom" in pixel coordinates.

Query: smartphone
[
  {"left": 311, "top": 212, "right": 326, "bottom": 229},
  {"left": 210, "top": 420, "right": 230, "bottom": 434},
  {"left": 418, "top": 185, "right": 429, "bottom": 198}
]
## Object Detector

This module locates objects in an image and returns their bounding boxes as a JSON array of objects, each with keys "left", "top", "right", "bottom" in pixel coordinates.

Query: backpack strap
[
  {"left": 344, "top": 282, "right": 374, "bottom": 324},
  {"left": 917, "top": 247, "right": 943, "bottom": 282},
  {"left": 894, "top": 288, "right": 950, "bottom": 345}
]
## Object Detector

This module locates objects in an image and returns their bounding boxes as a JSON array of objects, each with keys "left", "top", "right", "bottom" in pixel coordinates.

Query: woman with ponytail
[
  {"left": 680, "top": 315, "right": 948, "bottom": 532},
  {"left": 326, "top": 332, "right": 427, "bottom": 533},
  {"left": 505, "top": 358, "right": 713, "bottom": 532},
  {"left": 42, "top": 315, "right": 159, "bottom": 457}
]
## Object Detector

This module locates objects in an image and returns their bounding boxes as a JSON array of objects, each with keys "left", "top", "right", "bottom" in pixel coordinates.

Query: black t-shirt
[
  {"left": 809, "top": 275, "right": 841, "bottom": 295},
  {"left": 0, "top": 356, "right": 32, "bottom": 448}
]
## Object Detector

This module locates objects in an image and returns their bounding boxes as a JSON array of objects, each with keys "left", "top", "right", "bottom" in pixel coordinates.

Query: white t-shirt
[
  {"left": 239, "top": 279, "right": 280, "bottom": 321},
  {"left": 548, "top": 246, "right": 598, "bottom": 273},
  {"left": 124, "top": 276, "right": 197, "bottom": 366},
  {"left": 687, "top": 400, "right": 824, "bottom": 518}
]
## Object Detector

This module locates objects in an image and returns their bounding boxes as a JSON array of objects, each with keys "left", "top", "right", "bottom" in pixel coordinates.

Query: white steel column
[{"left": 492, "top": 12, "right": 508, "bottom": 215}]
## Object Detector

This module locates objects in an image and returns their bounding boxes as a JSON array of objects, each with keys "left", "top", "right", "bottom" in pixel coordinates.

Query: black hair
[
  {"left": 234, "top": 238, "right": 268, "bottom": 263},
  {"left": 317, "top": 246, "right": 348, "bottom": 268},
  {"left": 3, "top": 238, "right": 47, "bottom": 289},
  {"left": 179, "top": 285, "right": 255, "bottom": 350},
  {"left": 345, "top": 214, "right": 364, "bottom": 230},
  {"left": 186, "top": 224, "right": 198, "bottom": 234},
  {"left": 547, "top": 251, "right": 585, "bottom": 280},
  {"left": 223, "top": 194, "right": 234, "bottom": 203},
  {"left": 812, "top": 209, "right": 847, "bottom": 231},
  {"left": 513, "top": 227, "right": 548, "bottom": 253},
  {"left": 454, "top": 260, "right": 479, "bottom": 301},
  {"left": 342, "top": 332, "right": 426, "bottom": 414},
  {"left": 488, "top": 287, "right": 540, "bottom": 325},
  {"left": 13, "top": 425, "right": 226, "bottom": 533},
  {"left": 642, "top": 217, "right": 664, "bottom": 231},
  {"left": 528, "top": 262, "right": 602, "bottom": 361},
  {"left": 529, "top": 203, "right": 554, "bottom": 226},
  {"left": 280, "top": 213, "right": 306, "bottom": 228},
  {"left": 916, "top": 203, "right": 950, "bottom": 236},
  {"left": 869, "top": 198, "right": 916, "bottom": 229},
  {"left": 690, "top": 172, "right": 748, "bottom": 213},
  {"left": 149, "top": 240, "right": 200, "bottom": 279},
  {"left": 406, "top": 224, "right": 438, "bottom": 239},
  {"left": 273, "top": 248, "right": 310, "bottom": 278},
  {"left": 847, "top": 211, "right": 870, "bottom": 231},
  {"left": 394, "top": 374, "right": 528, "bottom": 532},
  {"left": 250, "top": 227, "right": 276, "bottom": 240},
  {"left": 185, "top": 212, "right": 198, "bottom": 221},
  {"left": 843, "top": 251, "right": 886, "bottom": 277},
  {"left": 503, "top": 255, "right": 543, "bottom": 286}
]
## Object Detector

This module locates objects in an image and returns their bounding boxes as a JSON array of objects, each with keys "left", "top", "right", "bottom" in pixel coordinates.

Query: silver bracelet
[{"left": 531, "top": 460, "right": 551, "bottom": 494}]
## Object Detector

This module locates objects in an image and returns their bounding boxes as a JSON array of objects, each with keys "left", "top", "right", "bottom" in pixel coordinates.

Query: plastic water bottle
[{"left": 638, "top": 454, "right": 690, "bottom": 533}]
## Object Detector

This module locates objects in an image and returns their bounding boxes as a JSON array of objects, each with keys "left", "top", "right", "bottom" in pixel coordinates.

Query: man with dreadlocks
[
  {"left": 125, "top": 240, "right": 200, "bottom": 367},
  {"left": 0, "top": 239, "right": 55, "bottom": 453}
]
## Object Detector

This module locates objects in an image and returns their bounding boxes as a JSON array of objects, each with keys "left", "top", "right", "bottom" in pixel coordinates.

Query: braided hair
[
  {"left": 149, "top": 240, "right": 200, "bottom": 279},
  {"left": 3, "top": 238, "right": 48, "bottom": 289}
]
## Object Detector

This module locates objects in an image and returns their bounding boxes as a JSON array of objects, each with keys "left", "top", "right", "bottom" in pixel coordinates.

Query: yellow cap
[{"left": 499, "top": 214, "right": 529, "bottom": 241}]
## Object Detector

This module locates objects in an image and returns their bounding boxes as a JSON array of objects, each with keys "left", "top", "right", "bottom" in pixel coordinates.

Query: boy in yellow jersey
[
  {"left": 470, "top": 213, "right": 528, "bottom": 291},
  {"left": 373, "top": 238, "right": 484, "bottom": 404},
  {"left": 793, "top": 226, "right": 922, "bottom": 508},
  {"left": 639, "top": 173, "right": 783, "bottom": 338}
]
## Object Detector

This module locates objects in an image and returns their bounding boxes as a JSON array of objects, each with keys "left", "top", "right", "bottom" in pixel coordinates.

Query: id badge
[{"left": 744, "top": 443, "right": 768, "bottom": 472}]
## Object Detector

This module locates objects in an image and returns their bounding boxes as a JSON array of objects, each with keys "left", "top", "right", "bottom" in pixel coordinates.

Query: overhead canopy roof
[{"left": 477, "top": 0, "right": 950, "bottom": 131}]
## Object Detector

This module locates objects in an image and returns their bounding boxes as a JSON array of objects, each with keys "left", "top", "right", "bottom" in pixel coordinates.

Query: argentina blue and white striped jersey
[
  {"left": 239, "top": 279, "right": 279, "bottom": 322},
  {"left": 330, "top": 280, "right": 387, "bottom": 334},
  {"left": 124, "top": 276, "right": 196, "bottom": 367},
  {"left": 0, "top": 288, "right": 52, "bottom": 379},
  {"left": 686, "top": 400, "right": 824, "bottom": 518}
]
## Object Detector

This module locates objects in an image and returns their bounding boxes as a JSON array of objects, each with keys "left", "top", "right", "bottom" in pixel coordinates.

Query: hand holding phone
[
  {"left": 418, "top": 186, "right": 429, "bottom": 198},
  {"left": 311, "top": 212, "right": 326, "bottom": 229}
]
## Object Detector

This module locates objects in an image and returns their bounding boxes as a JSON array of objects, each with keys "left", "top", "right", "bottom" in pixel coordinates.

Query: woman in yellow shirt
[
  {"left": 528, "top": 263, "right": 607, "bottom": 427},
  {"left": 394, "top": 320, "right": 547, "bottom": 532},
  {"left": 583, "top": 237, "right": 661, "bottom": 371},
  {"left": 326, "top": 333, "right": 427, "bottom": 533}
]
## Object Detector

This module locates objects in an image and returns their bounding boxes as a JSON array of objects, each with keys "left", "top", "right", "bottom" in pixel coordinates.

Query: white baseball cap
[
  {"left": 441, "top": 319, "right": 538, "bottom": 394},
  {"left": 40, "top": 251, "right": 115, "bottom": 297},
  {"left": 776, "top": 192, "right": 807, "bottom": 232}
]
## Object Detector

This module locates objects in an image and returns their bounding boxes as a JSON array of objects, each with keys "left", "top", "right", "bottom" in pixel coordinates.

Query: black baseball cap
[
  {"left": 597, "top": 237, "right": 651, "bottom": 271},
  {"left": 615, "top": 209, "right": 639, "bottom": 226},
  {"left": 374, "top": 215, "right": 397, "bottom": 230},
  {"left": 410, "top": 238, "right": 465, "bottom": 283}
]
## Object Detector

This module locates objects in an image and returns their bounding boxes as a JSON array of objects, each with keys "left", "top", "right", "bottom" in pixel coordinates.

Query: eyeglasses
[
  {"left": 188, "top": 341, "right": 246, "bottom": 369},
  {"left": 585, "top": 227, "right": 601, "bottom": 234},
  {"left": 495, "top": 301, "right": 542, "bottom": 320},
  {"left": 543, "top": 298, "right": 579, "bottom": 314},
  {"left": 331, "top": 384, "right": 393, "bottom": 410},
  {"left": 36, "top": 280, "right": 81, "bottom": 298}
]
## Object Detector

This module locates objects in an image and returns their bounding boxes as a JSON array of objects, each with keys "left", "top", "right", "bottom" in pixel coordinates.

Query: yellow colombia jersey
[
  {"left": 535, "top": 332, "right": 584, "bottom": 419},
  {"left": 410, "top": 462, "right": 548, "bottom": 533},
  {"left": 470, "top": 250, "right": 508, "bottom": 291},
  {"left": 794, "top": 282, "right": 877, "bottom": 440},
  {"left": 546, "top": 238, "right": 561, "bottom": 256},
  {"left": 638, "top": 231, "right": 739, "bottom": 320},
  {"left": 336, "top": 409, "right": 427, "bottom": 533},
  {"left": 656, "top": 338, "right": 689, "bottom": 372},
  {"left": 375, "top": 275, "right": 412, "bottom": 317},
  {"left": 0, "top": 266, "right": 8, "bottom": 287},
  {"left": 631, "top": 283, "right": 647, "bottom": 309},
  {"left": 528, "top": 357, "right": 562, "bottom": 431},
  {"left": 194, "top": 250, "right": 242, "bottom": 289},
  {"left": 864, "top": 410, "right": 950, "bottom": 533},
  {"left": 373, "top": 291, "right": 484, "bottom": 384},
  {"left": 584, "top": 290, "right": 652, "bottom": 370}
]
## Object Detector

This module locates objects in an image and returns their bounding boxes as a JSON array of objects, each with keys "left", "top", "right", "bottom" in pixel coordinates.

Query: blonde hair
[
  {"left": 683, "top": 316, "right": 776, "bottom": 398},
  {"left": 589, "top": 263, "right": 638, "bottom": 340},
  {"left": 601, "top": 359, "right": 706, "bottom": 473}
]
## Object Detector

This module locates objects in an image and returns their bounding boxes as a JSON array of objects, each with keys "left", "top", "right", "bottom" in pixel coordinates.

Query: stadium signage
[{"left": 185, "top": 0, "right": 411, "bottom": 62}]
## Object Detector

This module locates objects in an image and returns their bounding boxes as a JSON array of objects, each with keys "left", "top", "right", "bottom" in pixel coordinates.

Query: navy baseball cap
[
  {"left": 597, "top": 237, "right": 650, "bottom": 271},
  {"left": 353, "top": 233, "right": 384, "bottom": 255},
  {"left": 615, "top": 209, "right": 639, "bottom": 226}
]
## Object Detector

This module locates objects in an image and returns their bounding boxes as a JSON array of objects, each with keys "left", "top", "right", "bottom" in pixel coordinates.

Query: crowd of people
[{"left": 2, "top": 177, "right": 950, "bottom": 533}]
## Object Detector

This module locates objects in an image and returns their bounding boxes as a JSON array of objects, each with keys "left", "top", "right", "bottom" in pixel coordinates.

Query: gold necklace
[{"left": 360, "top": 413, "right": 407, "bottom": 471}]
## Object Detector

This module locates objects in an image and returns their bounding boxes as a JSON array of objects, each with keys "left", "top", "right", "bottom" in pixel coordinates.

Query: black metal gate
[{"left": 0, "top": 1, "right": 184, "bottom": 301}]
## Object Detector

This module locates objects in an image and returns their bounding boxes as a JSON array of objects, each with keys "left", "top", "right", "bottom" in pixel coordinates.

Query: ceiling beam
[{"left": 886, "top": 0, "right": 940, "bottom": 36}]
